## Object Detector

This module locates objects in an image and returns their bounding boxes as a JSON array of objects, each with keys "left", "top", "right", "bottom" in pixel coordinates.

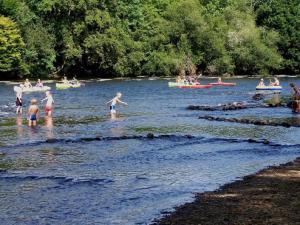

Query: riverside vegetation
[{"left": 0, "top": 0, "right": 299, "bottom": 79}]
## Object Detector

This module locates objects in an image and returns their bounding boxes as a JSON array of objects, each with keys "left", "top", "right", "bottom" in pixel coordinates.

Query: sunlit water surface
[{"left": 0, "top": 78, "right": 300, "bottom": 224}]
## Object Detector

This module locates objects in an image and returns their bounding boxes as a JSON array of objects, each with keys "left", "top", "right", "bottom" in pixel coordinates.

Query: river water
[{"left": 0, "top": 78, "right": 299, "bottom": 225}]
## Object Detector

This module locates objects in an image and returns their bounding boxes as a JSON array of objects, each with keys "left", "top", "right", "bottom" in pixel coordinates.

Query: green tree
[
  {"left": 0, "top": 15, "right": 24, "bottom": 75},
  {"left": 256, "top": 0, "right": 300, "bottom": 74}
]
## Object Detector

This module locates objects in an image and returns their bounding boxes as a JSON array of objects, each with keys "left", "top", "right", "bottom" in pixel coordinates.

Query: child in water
[
  {"left": 41, "top": 91, "right": 54, "bottom": 116},
  {"left": 27, "top": 99, "right": 39, "bottom": 126},
  {"left": 106, "top": 92, "right": 128, "bottom": 118}
]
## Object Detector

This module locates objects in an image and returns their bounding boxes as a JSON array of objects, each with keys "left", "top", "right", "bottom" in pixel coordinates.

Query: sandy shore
[{"left": 154, "top": 158, "right": 300, "bottom": 225}]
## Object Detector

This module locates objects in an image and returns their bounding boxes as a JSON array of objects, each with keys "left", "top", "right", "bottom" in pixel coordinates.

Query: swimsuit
[
  {"left": 45, "top": 105, "right": 52, "bottom": 113},
  {"left": 110, "top": 105, "right": 116, "bottom": 113},
  {"left": 16, "top": 97, "right": 22, "bottom": 107},
  {"left": 29, "top": 114, "right": 37, "bottom": 121}
]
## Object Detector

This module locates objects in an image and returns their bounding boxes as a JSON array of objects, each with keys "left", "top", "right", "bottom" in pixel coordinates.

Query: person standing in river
[
  {"left": 41, "top": 91, "right": 54, "bottom": 116},
  {"left": 15, "top": 87, "right": 23, "bottom": 114},
  {"left": 289, "top": 83, "right": 300, "bottom": 113},
  {"left": 106, "top": 92, "right": 128, "bottom": 119},
  {"left": 27, "top": 99, "right": 39, "bottom": 126}
]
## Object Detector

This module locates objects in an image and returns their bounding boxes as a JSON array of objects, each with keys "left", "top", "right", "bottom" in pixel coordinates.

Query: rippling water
[{"left": 0, "top": 78, "right": 300, "bottom": 225}]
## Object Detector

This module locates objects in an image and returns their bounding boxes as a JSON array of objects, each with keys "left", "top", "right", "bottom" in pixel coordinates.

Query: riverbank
[{"left": 154, "top": 157, "right": 300, "bottom": 225}]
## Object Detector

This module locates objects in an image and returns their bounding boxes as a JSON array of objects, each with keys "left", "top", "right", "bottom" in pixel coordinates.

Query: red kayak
[
  {"left": 209, "top": 82, "right": 236, "bottom": 86},
  {"left": 177, "top": 84, "right": 213, "bottom": 89}
]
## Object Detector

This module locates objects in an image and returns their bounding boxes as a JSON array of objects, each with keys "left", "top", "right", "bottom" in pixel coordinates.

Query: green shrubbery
[{"left": 0, "top": 0, "right": 299, "bottom": 78}]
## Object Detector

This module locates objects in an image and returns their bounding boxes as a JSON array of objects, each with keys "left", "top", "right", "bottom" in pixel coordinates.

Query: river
[{"left": 0, "top": 78, "right": 299, "bottom": 224}]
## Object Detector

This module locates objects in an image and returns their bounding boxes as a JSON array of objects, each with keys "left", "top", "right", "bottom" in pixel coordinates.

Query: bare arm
[
  {"left": 41, "top": 97, "right": 48, "bottom": 102},
  {"left": 106, "top": 99, "right": 113, "bottom": 105},
  {"left": 117, "top": 99, "right": 128, "bottom": 105}
]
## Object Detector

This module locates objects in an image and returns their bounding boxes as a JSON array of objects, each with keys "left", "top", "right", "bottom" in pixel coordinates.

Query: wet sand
[{"left": 154, "top": 157, "right": 300, "bottom": 225}]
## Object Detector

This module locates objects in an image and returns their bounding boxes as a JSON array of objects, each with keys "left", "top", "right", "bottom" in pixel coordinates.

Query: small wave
[
  {"left": 2, "top": 133, "right": 300, "bottom": 152},
  {"left": 0, "top": 111, "right": 9, "bottom": 115},
  {"left": 0, "top": 175, "right": 114, "bottom": 186}
]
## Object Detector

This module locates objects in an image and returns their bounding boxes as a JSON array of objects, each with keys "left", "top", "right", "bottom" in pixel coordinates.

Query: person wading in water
[{"left": 289, "top": 83, "right": 300, "bottom": 113}]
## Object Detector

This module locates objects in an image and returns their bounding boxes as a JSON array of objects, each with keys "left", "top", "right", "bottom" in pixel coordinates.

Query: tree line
[{"left": 0, "top": 0, "right": 299, "bottom": 79}]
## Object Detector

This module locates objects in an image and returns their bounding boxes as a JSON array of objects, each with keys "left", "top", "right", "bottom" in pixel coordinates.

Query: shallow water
[{"left": 0, "top": 78, "right": 300, "bottom": 225}]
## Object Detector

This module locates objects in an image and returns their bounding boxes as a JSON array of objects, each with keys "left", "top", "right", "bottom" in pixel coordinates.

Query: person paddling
[
  {"left": 106, "top": 92, "right": 128, "bottom": 118},
  {"left": 24, "top": 79, "right": 32, "bottom": 88},
  {"left": 41, "top": 91, "right": 54, "bottom": 116},
  {"left": 35, "top": 79, "right": 44, "bottom": 88},
  {"left": 258, "top": 78, "right": 265, "bottom": 87},
  {"left": 62, "top": 76, "right": 69, "bottom": 84}
]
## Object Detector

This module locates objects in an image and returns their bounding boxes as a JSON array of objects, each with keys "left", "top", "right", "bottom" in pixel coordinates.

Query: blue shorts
[
  {"left": 29, "top": 114, "right": 37, "bottom": 121},
  {"left": 110, "top": 105, "right": 116, "bottom": 113}
]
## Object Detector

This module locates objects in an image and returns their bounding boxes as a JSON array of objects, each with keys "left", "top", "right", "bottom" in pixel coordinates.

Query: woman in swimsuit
[
  {"left": 27, "top": 98, "right": 39, "bottom": 126},
  {"left": 16, "top": 89, "right": 22, "bottom": 114}
]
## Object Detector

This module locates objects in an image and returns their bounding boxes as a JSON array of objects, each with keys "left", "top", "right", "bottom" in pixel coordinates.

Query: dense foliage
[
  {"left": 255, "top": 0, "right": 300, "bottom": 74},
  {"left": 0, "top": 0, "right": 298, "bottom": 78},
  {"left": 0, "top": 15, "right": 24, "bottom": 77}
]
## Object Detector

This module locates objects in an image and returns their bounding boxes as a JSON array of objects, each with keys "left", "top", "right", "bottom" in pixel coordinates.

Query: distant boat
[
  {"left": 56, "top": 82, "right": 81, "bottom": 89},
  {"left": 14, "top": 85, "right": 51, "bottom": 93},
  {"left": 256, "top": 85, "right": 282, "bottom": 91}
]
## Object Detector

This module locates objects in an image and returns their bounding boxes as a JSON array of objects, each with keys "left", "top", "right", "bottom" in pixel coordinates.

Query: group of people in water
[
  {"left": 14, "top": 75, "right": 300, "bottom": 127},
  {"left": 16, "top": 86, "right": 54, "bottom": 126},
  {"left": 15, "top": 78, "right": 128, "bottom": 126}
]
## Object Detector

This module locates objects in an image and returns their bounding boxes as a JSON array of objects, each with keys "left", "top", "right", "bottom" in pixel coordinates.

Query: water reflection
[
  {"left": 16, "top": 116, "right": 23, "bottom": 138},
  {"left": 44, "top": 116, "right": 54, "bottom": 139},
  {"left": 28, "top": 126, "right": 39, "bottom": 140}
]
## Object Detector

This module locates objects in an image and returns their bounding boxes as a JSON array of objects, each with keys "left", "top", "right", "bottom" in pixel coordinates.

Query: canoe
[
  {"left": 177, "top": 84, "right": 213, "bottom": 89},
  {"left": 56, "top": 82, "right": 81, "bottom": 89},
  {"left": 256, "top": 85, "right": 282, "bottom": 91},
  {"left": 209, "top": 82, "right": 236, "bottom": 86},
  {"left": 14, "top": 86, "right": 51, "bottom": 93}
]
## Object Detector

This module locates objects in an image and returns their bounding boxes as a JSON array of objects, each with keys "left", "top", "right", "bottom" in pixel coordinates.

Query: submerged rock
[
  {"left": 187, "top": 102, "right": 264, "bottom": 111},
  {"left": 252, "top": 93, "right": 264, "bottom": 101},
  {"left": 198, "top": 115, "right": 300, "bottom": 128},
  {"left": 147, "top": 133, "right": 155, "bottom": 139}
]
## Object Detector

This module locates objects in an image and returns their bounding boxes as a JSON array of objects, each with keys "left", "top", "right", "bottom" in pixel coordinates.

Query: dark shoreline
[{"left": 153, "top": 157, "right": 300, "bottom": 225}]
